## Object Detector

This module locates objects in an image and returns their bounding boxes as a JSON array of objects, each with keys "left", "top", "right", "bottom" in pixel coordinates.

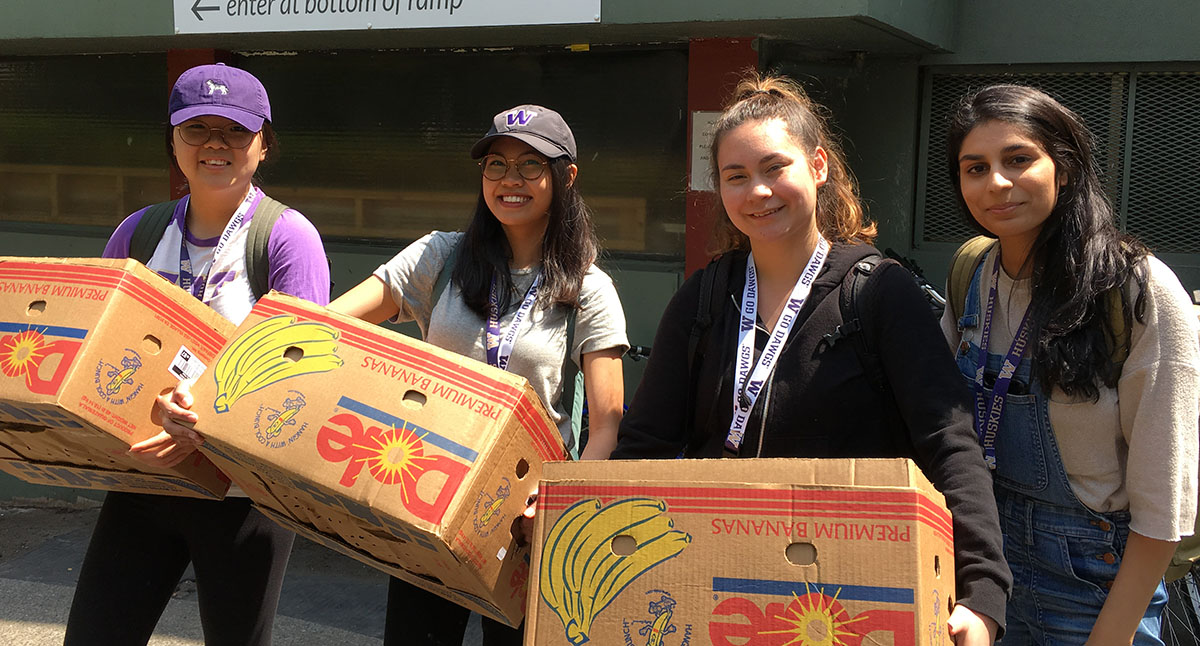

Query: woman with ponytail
[{"left": 614, "top": 73, "right": 1011, "bottom": 644}]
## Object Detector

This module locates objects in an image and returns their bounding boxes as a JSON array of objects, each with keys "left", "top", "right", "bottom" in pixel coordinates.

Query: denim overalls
[{"left": 955, "top": 260, "right": 1168, "bottom": 644}]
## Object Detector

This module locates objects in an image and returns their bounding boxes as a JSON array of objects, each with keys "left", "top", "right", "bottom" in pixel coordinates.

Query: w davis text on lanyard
[
  {"left": 974, "top": 254, "right": 1033, "bottom": 470},
  {"left": 485, "top": 271, "right": 543, "bottom": 371},
  {"left": 178, "top": 191, "right": 255, "bottom": 300},
  {"left": 726, "top": 236, "right": 830, "bottom": 454}
]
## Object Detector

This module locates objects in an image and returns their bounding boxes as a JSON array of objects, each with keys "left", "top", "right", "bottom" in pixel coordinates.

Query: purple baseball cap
[
  {"left": 470, "top": 104, "right": 577, "bottom": 162},
  {"left": 169, "top": 63, "right": 271, "bottom": 132}
]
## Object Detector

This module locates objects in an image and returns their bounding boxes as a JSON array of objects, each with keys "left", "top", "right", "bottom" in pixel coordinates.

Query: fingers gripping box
[
  {"left": 528, "top": 458, "right": 955, "bottom": 646},
  {"left": 0, "top": 257, "right": 233, "bottom": 499},
  {"left": 189, "top": 292, "right": 567, "bottom": 626}
]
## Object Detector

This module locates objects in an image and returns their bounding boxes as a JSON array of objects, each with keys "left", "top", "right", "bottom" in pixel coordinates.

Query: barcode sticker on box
[{"left": 168, "top": 345, "right": 207, "bottom": 381}]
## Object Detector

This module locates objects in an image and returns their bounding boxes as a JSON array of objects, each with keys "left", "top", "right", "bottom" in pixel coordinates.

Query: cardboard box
[
  {"left": 190, "top": 292, "right": 567, "bottom": 626},
  {"left": 0, "top": 257, "right": 233, "bottom": 499},
  {"left": 528, "top": 458, "right": 955, "bottom": 646}
]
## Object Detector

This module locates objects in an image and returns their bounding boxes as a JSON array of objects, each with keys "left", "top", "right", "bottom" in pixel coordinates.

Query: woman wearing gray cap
[
  {"left": 63, "top": 63, "right": 329, "bottom": 646},
  {"left": 329, "top": 104, "right": 629, "bottom": 644}
]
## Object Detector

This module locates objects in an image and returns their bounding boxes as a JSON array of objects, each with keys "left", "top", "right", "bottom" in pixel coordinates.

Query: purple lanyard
[
  {"left": 974, "top": 256, "right": 1033, "bottom": 470},
  {"left": 485, "top": 271, "right": 542, "bottom": 371},
  {"left": 178, "top": 194, "right": 249, "bottom": 299}
]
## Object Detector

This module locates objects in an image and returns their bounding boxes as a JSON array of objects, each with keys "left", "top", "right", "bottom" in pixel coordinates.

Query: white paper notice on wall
[
  {"left": 690, "top": 111, "right": 721, "bottom": 192},
  {"left": 175, "top": 0, "right": 601, "bottom": 34}
]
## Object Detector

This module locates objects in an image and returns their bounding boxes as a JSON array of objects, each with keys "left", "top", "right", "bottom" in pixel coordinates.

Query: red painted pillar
[
  {"left": 166, "top": 49, "right": 233, "bottom": 198},
  {"left": 685, "top": 38, "right": 758, "bottom": 277}
]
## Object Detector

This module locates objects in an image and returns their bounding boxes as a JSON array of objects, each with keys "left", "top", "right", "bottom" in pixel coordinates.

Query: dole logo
[
  {"left": 710, "top": 580, "right": 916, "bottom": 646},
  {"left": 506, "top": 109, "right": 537, "bottom": 127},
  {"left": 316, "top": 411, "right": 469, "bottom": 525},
  {"left": 0, "top": 327, "right": 84, "bottom": 396}
]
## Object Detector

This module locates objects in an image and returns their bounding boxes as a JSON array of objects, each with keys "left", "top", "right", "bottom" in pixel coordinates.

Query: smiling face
[
  {"left": 717, "top": 118, "right": 828, "bottom": 251},
  {"left": 172, "top": 115, "right": 266, "bottom": 195},
  {"left": 957, "top": 119, "right": 1062, "bottom": 252},
  {"left": 481, "top": 136, "right": 569, "bottom": 238}
]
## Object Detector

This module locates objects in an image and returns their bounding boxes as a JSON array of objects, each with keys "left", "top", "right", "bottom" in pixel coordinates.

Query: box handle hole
[
  {"left": 283, "top": 346, "right": 304, "bottom": 362},
  {"left": 611, "top": 535, "right": 637, "bottom": 556},
  {"left": 142, "top": 335, "right": 162, "bottom": 354},
  {"left": 27, "top": 301, "right": 46, "bottom": 316},
  {"left": 515, "top": 458, "right": 529, "bottom": 479},
  {"left": 402, "top": 390, "right": 426, "bottom": 408},
  {"left": 785, "top": 542, "right": 817, "bottom": 566},
  {"left": 934, "top": 554, "right": 941, "bottom": 578}
]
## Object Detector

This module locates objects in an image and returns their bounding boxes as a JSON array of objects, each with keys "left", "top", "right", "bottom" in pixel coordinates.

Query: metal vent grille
[
  {"left": 1125, "top": 72, "right": 1200, "bottom": 253},
  {"left": 920, "top": 71, "right": 1128, "bottom": 243}
]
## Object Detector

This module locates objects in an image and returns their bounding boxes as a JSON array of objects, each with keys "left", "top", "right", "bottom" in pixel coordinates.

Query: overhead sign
[{"left": 174, "top": 0, "right": 601, "bottom": 34}]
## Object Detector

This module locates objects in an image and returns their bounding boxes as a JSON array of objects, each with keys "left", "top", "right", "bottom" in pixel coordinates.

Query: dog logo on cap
[
  {"left": 506, "top": 109, "right": 537, "bottom": 127},
  {"left": 205, "top": 79, "right": 229, "bottom": 96}
]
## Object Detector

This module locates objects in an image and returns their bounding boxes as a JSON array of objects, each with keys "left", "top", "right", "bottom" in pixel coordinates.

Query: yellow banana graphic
[
  {"left": 539, "top": 498, "right": 690, "bottom": 645},
  {"left": 105, "top": 367, "right": 137, "bottom": 394},
  {"left": 212, "top": 316, "right": 343, "bottom": 413}
]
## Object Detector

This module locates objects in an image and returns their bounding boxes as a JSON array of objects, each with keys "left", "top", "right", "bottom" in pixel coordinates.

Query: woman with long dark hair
[
  {"left": 328, "top": 104, "right": 628, "bottom": 645},
  {"left": 943, "top": 83, "right": 1200, "bottom": 643},
  {"left": 614, "top": 73, "right": 1011, "bottom": 644}
]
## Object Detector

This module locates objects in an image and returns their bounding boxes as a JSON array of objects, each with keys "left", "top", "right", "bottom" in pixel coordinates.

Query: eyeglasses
[
  {"left": 176, "top": 121, "right": 258, "bottom": 149},
  {"left": 479, "top": 153, "right": 548, "bottom": 181}
]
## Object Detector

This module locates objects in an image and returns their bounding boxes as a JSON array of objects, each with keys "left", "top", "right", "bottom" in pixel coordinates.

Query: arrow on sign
[{"left": 192, "top": 0, "right": 220, "bottom": 20}]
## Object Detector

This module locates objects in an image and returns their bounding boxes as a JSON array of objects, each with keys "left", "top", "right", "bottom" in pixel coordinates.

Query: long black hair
[
  {"left": 947, "top": 84, "right": 1148, "bottom": 399},
  {"left": 452, "top": 155, "right": 599, "bottom": 316}
]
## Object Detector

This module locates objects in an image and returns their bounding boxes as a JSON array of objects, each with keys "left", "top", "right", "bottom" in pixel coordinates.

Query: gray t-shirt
[{"left": 373, "top": 231, "right": 629, "bottom": 445}]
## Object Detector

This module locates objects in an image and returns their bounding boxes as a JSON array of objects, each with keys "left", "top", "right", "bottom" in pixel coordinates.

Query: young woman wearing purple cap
[
  {"left": 328, "top": 104, "right": 629, "bottom": 645},
  {"left": 612, "top": 74, "right": 1012, "bottom": 645},
  {"left": 63, "top": 63, "right": 329, "bottom": 646},
  {"left": 943, "top": 84, "right": 1199, "bottom": 644}
]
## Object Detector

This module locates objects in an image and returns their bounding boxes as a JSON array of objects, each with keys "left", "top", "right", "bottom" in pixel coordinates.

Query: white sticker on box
[
  {"left": 496, "top": 546, "right": 507, "bottom": 561},
  {"left": 168, "top": 345, "right": 207, "bottom": 381}
]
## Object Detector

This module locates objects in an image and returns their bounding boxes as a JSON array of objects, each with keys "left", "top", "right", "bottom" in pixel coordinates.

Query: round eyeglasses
[
  {"left": 479, "top": 153, "right": 548, "bottom": 181},
  {"left": 176, "top": 121, "right": 258, "bottom": 149}
]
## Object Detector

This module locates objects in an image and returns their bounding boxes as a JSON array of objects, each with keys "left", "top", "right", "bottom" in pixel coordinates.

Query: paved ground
[{"left": 0, "top": 499, "right": 485, "bottom": 645}]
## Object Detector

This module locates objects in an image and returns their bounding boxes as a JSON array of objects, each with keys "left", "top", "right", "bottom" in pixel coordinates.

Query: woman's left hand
[{"left": 948, "top": 604, "right": 999, "bottom": 645}]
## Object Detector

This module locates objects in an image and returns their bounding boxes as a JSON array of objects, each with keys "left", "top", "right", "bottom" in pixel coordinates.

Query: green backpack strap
[
  {"left": 129, "top": 199, "right": 181, "bottom": 264},
  {"left": 562, "top": 307, "right": 583, "bottom": 459},
  {"left": 948, "top": 235, "right": 998, "bottom": 322},
  {"left": 244, "top": 195, "right": 290, "bottom": 301},
  {"left": 431, "top": 244, "right": 459, "bottom": 314}
]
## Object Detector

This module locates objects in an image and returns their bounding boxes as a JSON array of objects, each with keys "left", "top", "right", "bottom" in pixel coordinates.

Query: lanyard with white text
[
  {"left": 726, "top": 236, "right": 830, "bottom": 454},
  {"left": 178, "top": 190, "right": 253, "bottom": 300},
  {"left": 973, "top": 255, "right": 1033, "bottom": 470},
  {"left": 485, "top": 271, "right": 543, "bottom": 371}
]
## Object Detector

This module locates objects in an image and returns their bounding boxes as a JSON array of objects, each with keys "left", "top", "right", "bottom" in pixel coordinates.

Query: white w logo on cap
[{"left": 506, "top": 109, "right": 537, "bottom": 126}]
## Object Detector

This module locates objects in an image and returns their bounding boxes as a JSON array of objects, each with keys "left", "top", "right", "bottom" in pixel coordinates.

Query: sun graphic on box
[
  {"left": 0, "top": 330, "right": 47, "bottom": 377},
  {"left": 353, "top": 426, "right": 438, "bottom": 498},
  {"left": 760, "top": 584, "right": 870, "bottom": 646}
]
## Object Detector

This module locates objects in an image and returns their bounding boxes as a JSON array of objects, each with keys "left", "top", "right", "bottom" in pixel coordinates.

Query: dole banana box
[
  {"left": 0, "top": 257, "right": 233, "bottom": 499},
  {"left": 527, "top": 458, "right": 955, "bottom": 646},
  {"left": 189, "top": 292, "right": 567, "bottom": 627}
]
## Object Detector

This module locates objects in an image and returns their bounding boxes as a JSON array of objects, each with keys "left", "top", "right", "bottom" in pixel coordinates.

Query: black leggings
[
  {"left": 383, "top": 577, "right": 522, "bottom": 646},
  {"left": 63, "top": 492, "right": 294, "bottom": 646}
]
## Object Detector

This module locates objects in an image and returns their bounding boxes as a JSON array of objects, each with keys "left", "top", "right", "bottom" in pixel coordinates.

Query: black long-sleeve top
[{"left": 613, "top": 241, "right": 1011, "bottom": 632}]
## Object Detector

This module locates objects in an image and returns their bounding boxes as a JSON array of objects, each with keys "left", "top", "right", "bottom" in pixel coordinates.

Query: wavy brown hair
[{"left": 708, "top": 73, "right": 875, "bottom": 255}]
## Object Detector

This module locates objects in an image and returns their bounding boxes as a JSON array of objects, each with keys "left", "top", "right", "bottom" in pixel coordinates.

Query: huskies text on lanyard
[
  {"left": 726, "top": 236, "right": 830, "bottom": 454},
  {"left": 973, "top": 254, "right": 1033, "bottom": 469},
  {"left": 178, "top": 190, "right": 254, "bottom": 300},
  {"left": 485, "top": 271, "right": 543, "bottom": 371}
]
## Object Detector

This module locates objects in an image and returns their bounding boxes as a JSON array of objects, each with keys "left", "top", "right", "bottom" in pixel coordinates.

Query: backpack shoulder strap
[
  {"left": 948, "top": 236, "right": 998, "bottom": 322},
  {"left": 244, "top": 195, "right": 290, "bottom": 301},
  {"left": 431, "top": 244, "right": 459, "bottom": 313},
  {"left": 561, "top": 306, "right": 583, "bottom": 459},
  {"left": 688, "top": 254, "right": 734, "bottom": 377},
  {"left": 839, "top": 255, "right": 889, "bottom": 393},
  {"left": 129, "top": 199, "right": 180, "bottom": 264}
]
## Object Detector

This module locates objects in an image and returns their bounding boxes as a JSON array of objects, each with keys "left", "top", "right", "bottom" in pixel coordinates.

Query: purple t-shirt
[{"left": 104, "top": 192, "right": 330, "bottom": 309}]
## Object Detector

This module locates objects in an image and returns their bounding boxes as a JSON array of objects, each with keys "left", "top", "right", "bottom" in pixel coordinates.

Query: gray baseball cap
[{"left": 470, "top": 104, "right": 577, "bottom": 162}]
